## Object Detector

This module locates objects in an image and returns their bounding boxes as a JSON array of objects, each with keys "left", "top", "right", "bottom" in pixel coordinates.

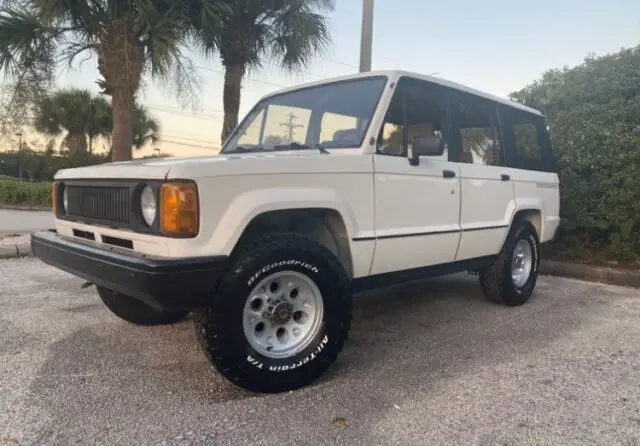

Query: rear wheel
[
  {"left": 196, "top": 233, "right": 352, "bottom": 394},
  {"left": 97, "top": 287, "right": 189, "bottom": 326},
  {"left": 479, "top": 219, "right": 540, "bottom": 306}
]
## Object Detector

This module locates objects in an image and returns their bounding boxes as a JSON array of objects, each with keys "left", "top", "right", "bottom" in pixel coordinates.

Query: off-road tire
[
  {"left": 196, "top": 232, "right": 352, "bottom": 394},
  {"left": 97, "top": 286, "right": 189, "bottom": 326},
  {"left": 479, "top": 219, "right": 540, "bottom": 306}
]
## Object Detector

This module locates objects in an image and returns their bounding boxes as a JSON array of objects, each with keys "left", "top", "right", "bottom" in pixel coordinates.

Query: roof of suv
[{"left": 261, "top": 70, "right": 544, "bottom": 117}]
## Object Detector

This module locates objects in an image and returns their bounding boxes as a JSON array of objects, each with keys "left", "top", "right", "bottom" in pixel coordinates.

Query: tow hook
[{"left": 80, "top": 281, "right": 94, "bottom": 289}]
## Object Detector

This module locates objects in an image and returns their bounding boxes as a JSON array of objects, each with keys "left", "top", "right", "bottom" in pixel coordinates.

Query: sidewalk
[{"left": 0, "top": 209, "right": 54, "bottom": 234}]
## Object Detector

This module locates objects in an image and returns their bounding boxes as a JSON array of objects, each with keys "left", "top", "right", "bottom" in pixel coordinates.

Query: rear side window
[
  {"left": 449, "top": 93, "right": 502, "bottom": 166},
  {"left": 501, "top": 107, "right": 554, "bottom": 172}
]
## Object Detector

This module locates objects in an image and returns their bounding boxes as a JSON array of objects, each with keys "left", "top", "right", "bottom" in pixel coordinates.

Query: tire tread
[{"left": 197, "top": 232, "right": 352, "bottom": 393}]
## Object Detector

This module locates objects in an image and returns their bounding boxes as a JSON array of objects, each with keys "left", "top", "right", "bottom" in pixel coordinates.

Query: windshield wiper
[
  {"left": 233, "top": 145, "right": 264, "bottom": 153},
  {"left": 286, "top": 142, "right": 330, "bottom": 155},
  {"left": 232, "top": 142, "right": 329, "bottom": 155}
]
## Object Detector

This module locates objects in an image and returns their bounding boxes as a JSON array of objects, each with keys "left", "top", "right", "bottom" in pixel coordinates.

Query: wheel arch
[
  {"left": 230, "top": 207, "right": 354, "bottom": 279},
  {"left": 513, "top": 208, "right": 542, "bottom": 240},
  {"left": 498, "top": 207, "right": 543, "bottom": 253}
]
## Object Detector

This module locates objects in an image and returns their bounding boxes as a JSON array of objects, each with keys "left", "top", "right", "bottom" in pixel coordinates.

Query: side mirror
[{"left": 408, "top": 135, "right": 445, "bottom": 166}]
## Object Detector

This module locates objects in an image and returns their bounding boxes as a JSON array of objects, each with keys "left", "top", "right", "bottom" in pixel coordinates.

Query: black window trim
[
  {"left": 372, "top": 74, "right": 555, "bottom": 173},
  {"left": 448, "top": 90, "right": 505, "bottom": 167},
  {"left": 497, "top": 104, "right": 556, "bottom": 173},
  {"left": 221, "top": 75, "right": 390, "bottom": 154}
]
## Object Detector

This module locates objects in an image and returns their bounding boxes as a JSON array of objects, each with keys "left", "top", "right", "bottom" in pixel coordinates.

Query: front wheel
[
  {"left": 479, "top": 219, "right": 540, "bottom": 306},
  {"left": 196, "top": 233, "right": 352, "bottom": 394}
]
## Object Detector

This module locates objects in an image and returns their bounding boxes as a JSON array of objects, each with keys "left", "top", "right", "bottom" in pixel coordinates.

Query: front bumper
[{"left": 31, "top": 230, "right": 227, "bottom": 311}]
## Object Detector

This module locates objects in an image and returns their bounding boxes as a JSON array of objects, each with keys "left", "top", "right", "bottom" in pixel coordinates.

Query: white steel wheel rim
[
  {"left": 242, "top": 270, "right": 324, "bottom": 359},
  {"left": 511, "top": 239, "right": 533, "bottom": 288}
]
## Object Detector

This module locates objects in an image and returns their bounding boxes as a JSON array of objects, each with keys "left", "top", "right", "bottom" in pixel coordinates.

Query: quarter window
[{"left": 502, "top": 108, "right": 549, "bottom": 171}]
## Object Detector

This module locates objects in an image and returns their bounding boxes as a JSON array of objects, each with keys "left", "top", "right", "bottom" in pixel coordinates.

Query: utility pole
[
  {"left": 280, "top": 113, "right": 303, "bottom": 141},
  {"left": 359, "top": 0, "right": 374, "bottom": 73}
]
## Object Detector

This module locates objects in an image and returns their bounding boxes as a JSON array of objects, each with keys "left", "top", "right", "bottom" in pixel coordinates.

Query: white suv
[{"left": 31, "top": 70, "right": 560, "bottom": 393}]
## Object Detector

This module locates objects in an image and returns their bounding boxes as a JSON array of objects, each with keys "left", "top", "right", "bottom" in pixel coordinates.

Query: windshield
[{"left": 222, "top": 76, "right": 388, "bottom": 153}]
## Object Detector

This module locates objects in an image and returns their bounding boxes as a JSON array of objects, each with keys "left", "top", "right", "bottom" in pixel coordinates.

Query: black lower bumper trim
[{"left": 31, "top": 230, "right": 227, "bottom": 311}]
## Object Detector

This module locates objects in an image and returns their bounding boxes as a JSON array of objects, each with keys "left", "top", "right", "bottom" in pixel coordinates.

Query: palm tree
[
  {"left": 33, "top": 89, "right": 110, "bottom": 155},
  {"left": 0, "top": 0, "right": 226, "bottom": 161},
  {"left": 34, "top": 89, "right": 160, "bottom": 156},
  {"left": 213, "top": 0, "right": 334, "bottom": 144},
  {"left": 131, "top": 105, "right": 160, "bottom": 150}
]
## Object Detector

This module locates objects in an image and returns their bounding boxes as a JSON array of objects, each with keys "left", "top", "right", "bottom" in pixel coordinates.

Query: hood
[{"left": 54, "top": 149, "right": 368, "bottom": 181}]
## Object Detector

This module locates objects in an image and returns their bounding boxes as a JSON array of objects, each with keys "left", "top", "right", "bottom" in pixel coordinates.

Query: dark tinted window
[
  {"left": 450, "top": 94, "right": 502, "bottom": 166},
  {"left": 377, "top": 78, "right": 449, "bottom": 158},
  {"left": 501, "top": 107, "right": 554, "bottom": 172}
]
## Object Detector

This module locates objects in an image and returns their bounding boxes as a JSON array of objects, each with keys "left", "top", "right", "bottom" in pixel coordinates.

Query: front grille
[{"left": 66, "top": 185, "right": 131, "bottom": 224}]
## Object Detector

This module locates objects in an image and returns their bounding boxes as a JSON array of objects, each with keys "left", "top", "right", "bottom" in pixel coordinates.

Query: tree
[
  {"left": 510, "top": 45, "right": 640, "bottom": 261},
  {"left": 0, "top": 0, "right": 226, "bottom": 162},
  {"left": 212, "top": 0, "right": 334, "bottom": 144},
  {"left": 33, "top": 88, "right": 110, "bottom": 155},
  {"left": 34, "top": 89, "right": 161, "bottom": 156}
]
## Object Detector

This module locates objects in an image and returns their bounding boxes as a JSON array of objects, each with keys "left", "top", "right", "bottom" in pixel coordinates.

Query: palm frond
[
  {"left": 0, "top": 8, "right": 58, "bottom": 78},
  {"left": 131, "top": 103, "right": 161, "bottom": 149},
  {"left": 0, "top": 7, "right": 58, "bottom": 132},
  {"left": 267, "top": 8, "right": 331, "bottom": 71},
  {"left": 155, "top": 52, "right": 202, "bottom": 110}
]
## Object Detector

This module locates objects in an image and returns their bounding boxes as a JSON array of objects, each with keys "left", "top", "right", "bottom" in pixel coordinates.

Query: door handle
[
  {"left": 501, "top": 174, "right": 510, "bottom": 181},
  {"left": 443, "top": 169, "right": 456, "bottom": 178}
]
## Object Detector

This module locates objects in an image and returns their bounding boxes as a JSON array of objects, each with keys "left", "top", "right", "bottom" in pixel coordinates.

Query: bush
[
  {"left": 0, "top": 179, "right": 51, "bottom": 208},
  {"left": 510, "top": 45, "right": 640, "bottom": 262}
]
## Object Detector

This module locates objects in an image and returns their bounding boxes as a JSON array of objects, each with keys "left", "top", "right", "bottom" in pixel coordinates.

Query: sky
[{"left": 11, "top": 0, "right": 640, "bottom": 157}]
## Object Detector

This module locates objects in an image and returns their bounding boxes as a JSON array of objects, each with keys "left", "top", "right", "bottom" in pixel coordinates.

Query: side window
[
  {"left": 320, "top": 112, "right": 360, "bottom": 148},
  {"left": 451, "top": 95, "right": 502, "bottom": 166},
  {"left": 502, "top": 108, "right": 549, "bottom": 171},
  {"left": 377, "top": 79, "right": 448, "bottom": 158}
]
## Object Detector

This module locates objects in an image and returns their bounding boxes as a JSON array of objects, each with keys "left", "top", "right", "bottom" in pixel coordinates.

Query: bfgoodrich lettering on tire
[
  {"left": 196, "top": 232, "right": 352, "bottom": 393},
  {"left": 479, "top": 219, "right": 540, "bottom": 306}
]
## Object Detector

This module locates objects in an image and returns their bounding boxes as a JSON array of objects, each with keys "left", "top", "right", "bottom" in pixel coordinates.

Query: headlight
[
  {"left": 140, "top": 186, "right": 157, "bottom": 226},
  {"left": 62, "top": 186, "right": 68, "bottom": 213}
]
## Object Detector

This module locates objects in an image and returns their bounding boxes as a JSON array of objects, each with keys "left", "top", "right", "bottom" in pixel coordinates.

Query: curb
[
  {"left": 0, "top": 205, "right": 52, "bottom": 212},
  {"left": 539, "top": 259, "right": 640, "bottom": 288},
  {"left": 0, "top": 243, "right": 32, "bottom": 259}
]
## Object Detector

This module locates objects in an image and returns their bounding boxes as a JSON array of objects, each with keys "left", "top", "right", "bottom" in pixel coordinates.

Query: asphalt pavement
[
  {"left": 2, "top": 257, "right": 640, "bottom": 445},
  {"left": 0, "top": 209, "right": 54, "bottom": 235}
]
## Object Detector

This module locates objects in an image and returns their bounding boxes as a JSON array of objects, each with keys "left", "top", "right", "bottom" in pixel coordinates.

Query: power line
[
  {"left": 195, "top": 64, "right": 289, "bottom": 89},
  {"left": 157, "top": 138, "right": 220, "bottom": 151},
  {"left": 161, "top": 134, "right": 216, "bottom": 145}
]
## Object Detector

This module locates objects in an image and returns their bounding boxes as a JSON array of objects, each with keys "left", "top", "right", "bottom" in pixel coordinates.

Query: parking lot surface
[{"left": 2, "top": 257, "right": 640, "bottom": 445}]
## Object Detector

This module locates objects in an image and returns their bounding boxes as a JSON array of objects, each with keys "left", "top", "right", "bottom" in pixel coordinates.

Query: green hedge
[
  {"left": 510, "top": 45, "right": 640, "bottom": 262},
  {"left": 0, "top": 179, "right": 52, "bottom": 208}
]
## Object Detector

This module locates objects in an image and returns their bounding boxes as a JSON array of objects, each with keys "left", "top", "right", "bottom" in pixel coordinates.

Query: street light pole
[
  {"left": 359, "top": 0, "right": 374, "bottom": 73},
  {"left": 16, "top": 131, "right": 23, "bottom": 180}
]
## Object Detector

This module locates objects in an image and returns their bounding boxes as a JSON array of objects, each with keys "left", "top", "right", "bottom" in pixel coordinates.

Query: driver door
[{"left": 369, "top": 77, "right": 462, "bottom": 276}]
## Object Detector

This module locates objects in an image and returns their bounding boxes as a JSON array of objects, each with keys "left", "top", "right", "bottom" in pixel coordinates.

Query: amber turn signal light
[{"left": 160, "top": 182, "right": 199, "bottom": 237}]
